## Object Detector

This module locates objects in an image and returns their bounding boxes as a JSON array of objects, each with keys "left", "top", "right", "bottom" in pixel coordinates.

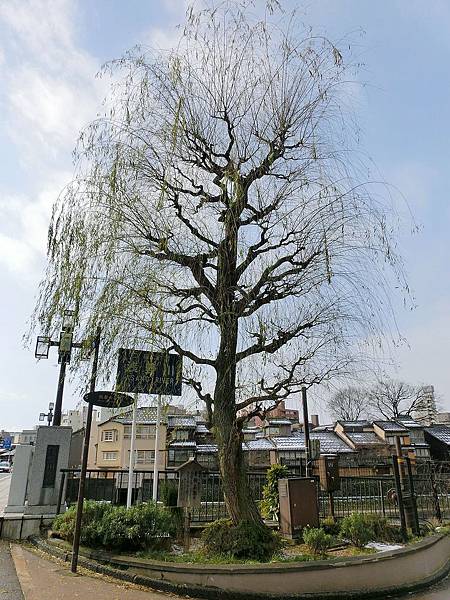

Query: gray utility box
[{"left": 278, "top": 477, "right": 319, "bottom": 538}]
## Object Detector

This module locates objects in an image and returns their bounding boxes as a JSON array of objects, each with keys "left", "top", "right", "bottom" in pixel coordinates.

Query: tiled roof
[
  {"left": 310, "top": 431, "right": 355, "bottom": 454},
  {"left": 267, "top": 419, "right": 293, "bottom": 426},
  {"left": 338, "top": 420, "right": 371, "bottom": 430},
  {"left": 196, "top": 444, "right": 218, "bottom": 453},
  {"left": 425, "top": 425, "right": 450, "bottom": 446},
  {"left": 113, "top": 406, "right": 158, "bottom": 424},
  {"left": 346, "top": 431, "right": 385, "bottom": 446},
  {"left": 168, "top": 441, "right": 197, "bottom": 448},
  {"left": 291, "top": 431, "right": 354, "bottom": 454},
  {"left": 167, "top": 415, "right": 197, "bottom": 428},
  {"left": 374, "top": 421, "right": 408, "bottom": 433},
  {"left": 271, "top": 437, "right": 305, "bottom": 451},
  {"left": 243, "top": 438, "right": 274, "bottom": 451},
  {"left": 396, "top": 417, "right": 423, "bottom": 429},
  {"left": 195, "top": 424, "right": 210, "bottom": 434},
  {"left": 311, "top": 424, "right": 335, "bottom": 432}
]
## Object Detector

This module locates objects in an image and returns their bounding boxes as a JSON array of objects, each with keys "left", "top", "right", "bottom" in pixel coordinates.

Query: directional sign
[
  {"left": 83, "top": 390, "right": 134, "bottom": 408},
  {"left": 116, "top": 349, "right": 182, "bottom": 396}
]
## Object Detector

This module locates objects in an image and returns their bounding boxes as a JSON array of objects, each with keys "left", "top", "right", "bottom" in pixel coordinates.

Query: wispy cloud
[{"left": 0, "top": 0, "right": 104, "bottom": 278}]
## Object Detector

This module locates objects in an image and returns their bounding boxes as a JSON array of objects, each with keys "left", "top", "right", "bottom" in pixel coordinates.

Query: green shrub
[
  {"left": 160, "top": 481, "right": 178, "bottom": 507},
  {"left": 52, "top": 500, "right": 176, "bottom": 552},
  {"left": 260, "top": 464, "right": 289, "bottom": 520},
  {"left": 303, "top": 527, "right": 334, "bottom": 556},
  {"left": 202, "top": 519, "right": 281, "bottom": 561},
  {"left": 52, "top": 500, "right": 112, "bottom": 547},
  {"left": 365, "top": 514, "right": 403, "bottom": 543},
  {"left": 340, "top": 513, "right": 375, "bottom": 548},
  {"left": 321, "top": 517, "right": 341, "bottom": 536}
]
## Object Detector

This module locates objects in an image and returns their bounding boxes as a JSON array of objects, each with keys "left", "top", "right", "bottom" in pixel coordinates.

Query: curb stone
[{"left": 28, "top": 535, "right": 450, "bottom": 600}]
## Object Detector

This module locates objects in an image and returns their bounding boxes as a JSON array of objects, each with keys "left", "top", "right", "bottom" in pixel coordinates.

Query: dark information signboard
[{"left": 116, "top": 349, "right": 183, "bottom": 396}]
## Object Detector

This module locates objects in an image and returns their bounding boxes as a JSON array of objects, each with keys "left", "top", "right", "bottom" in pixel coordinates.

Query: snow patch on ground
[{"left": 366, "top": 542, "right": 404, "bottom": 552}]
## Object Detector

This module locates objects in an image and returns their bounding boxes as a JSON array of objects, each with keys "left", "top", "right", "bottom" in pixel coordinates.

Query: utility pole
[
  {"left": 35, "top": 309, "right": 87, "bottom": 426},
  {"left": 302, "top": 386, "right": 311, "bottom": 477},
  {"left": 71, "top": 327, "right": 101, "bottom": 574}
]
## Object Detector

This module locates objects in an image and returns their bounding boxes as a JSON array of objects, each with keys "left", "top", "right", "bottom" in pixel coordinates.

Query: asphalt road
[
  {"left": 0, "top": 473, "right": 11, "bottom": 513},
  {"left": 0, "top": 540, "right": 24, "bottom": 599},
  {"left": 395, "top": 575, "right": 450, "bottom": 599}
]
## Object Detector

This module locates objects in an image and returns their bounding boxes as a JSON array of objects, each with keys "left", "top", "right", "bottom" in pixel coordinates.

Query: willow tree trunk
[{"left": 213, "top": 318, "right": 263, "bottom": 525}]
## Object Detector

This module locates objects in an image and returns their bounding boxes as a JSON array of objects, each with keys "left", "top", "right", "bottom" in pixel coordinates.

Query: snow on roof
[
  {"left": 373, "top": 421, "right": 408, "bottom": 433},
  {"left": 338, "top": 420, "right": 372, "bottom": 429},
  {"left": 114, "top": 406, "right": 158, "bottom": 425},
  {"left": 243, "top": 438, "right": 274, "bottom": 451},
  {"left": 167, "top": 415, "right": 197, "bottom": 428},
  {"left": 196, "top": 444, "right": 218, "bottom": 453},
  {"left": 425, "top": 425, "right": 450, "bottom": 446},
  {"left": 346, "top": 431, "right": 385, "bottom": 445},
  {"left": 168, "top": 441, "right": 197, "bottom": 448},
  {"left": 195, "top": 424, "right": 210, "bottom": 434},
  {"left": 267, "top": 419, "right": 293, "bottom": 426},
  {"left": 271, "top": 437, "right": 305, "bottom": 450}
]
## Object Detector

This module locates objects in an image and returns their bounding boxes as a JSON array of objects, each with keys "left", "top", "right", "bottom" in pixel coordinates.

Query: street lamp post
[
  {"left": 35, "top": 310, "right": 87, "bottom": 426},
  {"left": 39, "top": 402, "right": 55, "bottom": 426}
]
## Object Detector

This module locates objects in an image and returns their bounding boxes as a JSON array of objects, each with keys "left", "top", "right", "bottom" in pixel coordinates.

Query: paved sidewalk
[
  {"left": 11, "top": 544, "right": 180, "bottom": 600},
  {"left": 0, "top": 540, "right": 24, "bottom": 599}
]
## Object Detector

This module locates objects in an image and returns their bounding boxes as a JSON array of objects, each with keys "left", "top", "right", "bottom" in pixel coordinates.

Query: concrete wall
[{"left": 78, "top": 534, "right": 450, "bottom": 599}]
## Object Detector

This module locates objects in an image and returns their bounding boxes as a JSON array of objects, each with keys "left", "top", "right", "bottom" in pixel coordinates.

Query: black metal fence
[{"left": 60, "top": 460, "right": 450, "bottom": 524}]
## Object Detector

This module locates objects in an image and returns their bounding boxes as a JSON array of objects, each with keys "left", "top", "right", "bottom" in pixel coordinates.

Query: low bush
[
  {"left": 340, "top": 513, "right": 375, "bottom": 548},
  {"left": 52, "top": 500, "right": 176, "bottom": 552},
  {"left": 365, "top": 514, "right": 403, "bottom": 543},
  {"left": 160, "top": 481, "right": 178, "bottom": 507},
  {"left": 202, "top": 519, "right": 281, "bottom": 561},
  {"left": 320, "top": 517, "right": 341, "bottom": 536},
  {"left": 52, "top": 500, "right": 112, "bottom": 547},
  {"left": 302, "top": 527, "right": 334, "bottom": 556}
]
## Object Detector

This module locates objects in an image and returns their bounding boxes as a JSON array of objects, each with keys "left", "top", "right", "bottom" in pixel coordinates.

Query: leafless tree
[
  {"left": 327, "top": 386, "right": 368, "bottom": 421},
  {"left": 32, "top": 3, "right": 407, "bottom": 525},
  {"left": 368, "top": 379, "right": 432, "bottom": 420}
]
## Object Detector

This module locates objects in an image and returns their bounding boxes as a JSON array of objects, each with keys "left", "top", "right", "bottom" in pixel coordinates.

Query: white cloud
[{"left": 0, "top": 0, "right": 105, "bottom": 277}]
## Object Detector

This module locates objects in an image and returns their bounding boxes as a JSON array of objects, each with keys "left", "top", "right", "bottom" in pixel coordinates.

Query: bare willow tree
[
  {"left": 327, "top": 386, "right": 368, "bottom": 421},
  {"left": 33, "top": 3, "right": 406, "bottom": 524},
  {"left": 368, "top": 379, "right": 433, "bottom": 420}
]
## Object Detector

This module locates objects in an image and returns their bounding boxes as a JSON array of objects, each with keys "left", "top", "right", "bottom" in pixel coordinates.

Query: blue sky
[{"left": 0, "top": 0, "right": 449, "bottom": 430}]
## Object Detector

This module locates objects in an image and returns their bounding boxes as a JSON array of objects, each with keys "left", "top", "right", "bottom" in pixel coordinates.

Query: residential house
[{"left": 424, "top": 425, "right": 450, "bottom": 461}]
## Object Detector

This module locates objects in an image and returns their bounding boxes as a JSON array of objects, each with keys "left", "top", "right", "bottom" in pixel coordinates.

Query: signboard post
[
  {"left": 177, "top": 458, "right": 204, "bottom": 551},
  {"left": 116, "top": 349, "right": 183, "bottom": 504}
]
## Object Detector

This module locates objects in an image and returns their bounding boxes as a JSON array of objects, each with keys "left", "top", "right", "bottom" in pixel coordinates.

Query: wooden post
[{"left": 183, "top": 509, "right": 191, "bottom": 552}]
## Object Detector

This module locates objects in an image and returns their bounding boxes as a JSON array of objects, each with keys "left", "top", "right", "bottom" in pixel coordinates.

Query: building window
[
  {"left": 278, "top": 451, "right": 304, "bottom": 466},
  {"left": 102, "top": 430, "right": 117, "bottom": 442},
  {"left": 135, "top": 450, "right": 155, "bottom": 464},
  {"left": 102, "top": 451, "right": 118, "bottom": 461},
  {"left": 174, "top": 429, "right": 189, "bottom": 441},
  {"left": 249, "top": 450, "right": 270, "bottom": 466},
  {"left": 168, "top": 449, "right": 194, "bottom": 466},
  {"left": 124, "top": 425, "right": 156, "bottom": 438}
]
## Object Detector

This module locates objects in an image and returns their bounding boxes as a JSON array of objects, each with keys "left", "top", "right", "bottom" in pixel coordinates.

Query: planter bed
[{"left": 30, "top": 534, "right": 450, "bottom": 600}]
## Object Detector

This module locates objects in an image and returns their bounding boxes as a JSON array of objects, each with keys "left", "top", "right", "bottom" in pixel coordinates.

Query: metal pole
[
  {"left": 71, "top": 327, "right": 101, "bottom": 574},
  {"left": 405, "top": 456, "right": 420, "bottom": 536},
  {"left": 392, "top": 454, "right": 407, "bottom": 542},
  {"left": 53, "top": 356, "right": 67, "bottom": 426},
  {"left": 152, "top": 394, "right": 162, "bottom": 502},
  {"left": 302, "top": 387, "right": 311, "bottom": 477},
  {"left": 56, "top": 471, "right": 67, "bottom": 514},
  {"left": 126, "top": 397, "right": 138, "bottom": 508}
]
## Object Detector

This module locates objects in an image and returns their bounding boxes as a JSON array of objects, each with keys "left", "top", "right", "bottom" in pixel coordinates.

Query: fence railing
[{"left": 60, "top": 460, "right": 450, "bottom": 524}]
